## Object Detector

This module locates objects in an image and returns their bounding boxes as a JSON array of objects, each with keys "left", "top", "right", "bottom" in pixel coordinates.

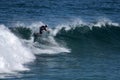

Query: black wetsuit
[
  {"left": 33, "top": 33, "right": 39, "bottom": 42},
  {"left": 33, "top": 26, "right": 47, "bottom": 42},
  {"left": 39, "top": 26, "right": 47, "bottom": 34}
]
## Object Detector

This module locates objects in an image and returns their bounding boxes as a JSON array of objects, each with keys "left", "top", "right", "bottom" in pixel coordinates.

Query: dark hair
[{"left": 45, "top": 25, "right": 47, "bottom": 27}]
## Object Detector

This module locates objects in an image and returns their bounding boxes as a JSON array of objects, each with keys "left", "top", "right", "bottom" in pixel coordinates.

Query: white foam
[
  {"left": 91, "top": 18, "right": 119, "bottom": 27},
  {"left": 0, "top": 25, "right": 35, "bottom": 73},
  {"left": 28, "top": 21, "right": 45, "bottom": 33},
  {"left": 51, "top": 19, "right": 86, "bottom": 36},
  {"left": 24, "top": 35, "right": 71, "bottom": 55}
]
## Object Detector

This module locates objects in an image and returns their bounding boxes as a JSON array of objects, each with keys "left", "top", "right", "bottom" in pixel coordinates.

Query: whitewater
[{"left": 0, "top": 24, "right": 35, "bottom": 74}]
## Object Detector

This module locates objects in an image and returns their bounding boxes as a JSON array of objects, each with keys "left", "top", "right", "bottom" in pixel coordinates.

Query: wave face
[
  {"left": 53, "top": 20, "right": 120, "bottom": 53},
  {"left": 0, "top": 25, "right": 35, "bottom": 74}
]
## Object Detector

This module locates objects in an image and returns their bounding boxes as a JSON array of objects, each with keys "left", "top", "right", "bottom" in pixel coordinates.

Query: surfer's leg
[
  {"left": 33, "top": 37, "right": 36, "bottom": 42},
  {"left": 33, "top": 33, "right": 37, "bottom": 42},
  {"left": 40, "top": 31, "right": 42, "bottom": 34}
]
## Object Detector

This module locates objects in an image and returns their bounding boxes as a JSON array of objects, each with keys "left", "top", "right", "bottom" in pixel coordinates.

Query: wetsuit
[
  {"left": 33, "top": 25, "right": 47, "bottom": 42},
  {"left": 39, "top": 26, "right": 47, "bottom": 34}
]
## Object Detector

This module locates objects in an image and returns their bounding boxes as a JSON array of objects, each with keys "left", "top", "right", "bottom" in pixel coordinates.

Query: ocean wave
[{"left": 1, "top": 19, "right": 120, "bottom": 74}]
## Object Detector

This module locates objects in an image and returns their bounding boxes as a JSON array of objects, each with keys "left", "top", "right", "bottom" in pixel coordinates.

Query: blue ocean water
[
  {"left": 0, "top": 0, "right": 120, "bottom": 26},
  {"left": 0, "top": 0, "right": 120, "bottom": 80}
]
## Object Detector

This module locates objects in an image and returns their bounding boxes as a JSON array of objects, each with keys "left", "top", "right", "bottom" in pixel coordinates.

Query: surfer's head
[{"left": 45, "top": 25, "right": 48, "bottom": 28}]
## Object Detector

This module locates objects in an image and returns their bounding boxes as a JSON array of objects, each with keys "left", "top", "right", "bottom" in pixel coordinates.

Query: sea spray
[{"left": 0, "top": 25, "right": 35, "bottom": 73}]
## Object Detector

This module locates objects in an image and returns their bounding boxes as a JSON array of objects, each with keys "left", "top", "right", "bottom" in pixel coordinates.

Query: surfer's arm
[{"left": 44, "top": 27, "right": 48, "bottom": 31}]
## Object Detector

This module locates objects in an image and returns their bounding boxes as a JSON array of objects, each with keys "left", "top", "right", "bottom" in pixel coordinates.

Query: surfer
[
  {"left": 39, "top": 25, "right": 48, "bottom": 34},
  {"left": 33, "top": 25, "right": 48, "bottom": 42}
]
